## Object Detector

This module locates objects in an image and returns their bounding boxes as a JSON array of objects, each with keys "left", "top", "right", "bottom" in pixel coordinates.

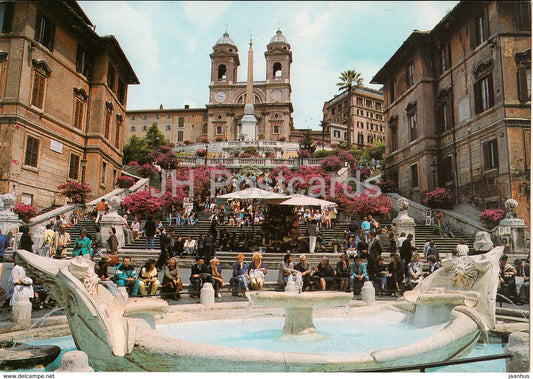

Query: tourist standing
[
  {"left": 107, "top": 227, "right": 119, "bottom": 254},
  {"left": 426, "top": 240, "right": 440, "bottom": 262},
  {"left": 95, "top": 199, "right": 107, "bottom": 224},
  {"left": 455, "top": 240, "right": 469, "bottom": 256},
  {"left": 144, "top": 217, "right": 156, "bottom": 250},
  {"left": 92, "top": 226, "right": 103, "bottom": 258},
  {"left": 367, "top": 232, "right": 383, "bottom": 278},
  {"left": 399, "top": 234, "right": 417, "bottom": 275},
  {"left": 40, "top": 224, "right": 54, "bottom": 257},
  {"left": 389, "top": 222, "right": 398, "bottom": 253},
  {"left": 307, "top": 219, "right": 319, "bottom": 254},
  {"left": 361, "top": 217, "right": 371, "bottom": 242},
  {"left": 52, "top": 224, "right": 70, "bottom": 259},
  {"left": 19, "top": 225, "right": 33, "bottom": 253},
  {"left": 156, "top": 227, "right": 171, "bottom": 270}
]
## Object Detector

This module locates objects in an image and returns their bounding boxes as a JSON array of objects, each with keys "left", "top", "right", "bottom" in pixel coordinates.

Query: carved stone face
[
  {"left": 451, "top": 256, "right": 479, "bottom": 289},
  {"left": 397, "top": 198, "right": 409, "bottom": 211}
]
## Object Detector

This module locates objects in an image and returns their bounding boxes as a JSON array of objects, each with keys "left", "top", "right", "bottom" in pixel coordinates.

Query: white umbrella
[
  {"left": 218, "top": 188, "right": 289, "bottom": 200},
  {"left": 278, "top": 194, "right": 336, "bottom": 207}
]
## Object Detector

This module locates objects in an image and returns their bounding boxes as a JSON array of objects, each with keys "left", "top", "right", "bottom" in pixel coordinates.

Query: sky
[{"left": 79, "top": 1, "right": 458, "bottom": 131}]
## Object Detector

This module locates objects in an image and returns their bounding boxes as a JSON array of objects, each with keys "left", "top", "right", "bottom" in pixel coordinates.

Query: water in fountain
[
  {"left": 496, "top": 294, "right": 529, "bottom": 320},
  {"left": 12, "top": 306, "right": 68, "bottom": 346}
]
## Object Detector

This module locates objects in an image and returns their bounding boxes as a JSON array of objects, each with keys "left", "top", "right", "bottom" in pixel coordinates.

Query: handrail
[{"left": 347, "top": 353, "right": 511, "bottom": 372}]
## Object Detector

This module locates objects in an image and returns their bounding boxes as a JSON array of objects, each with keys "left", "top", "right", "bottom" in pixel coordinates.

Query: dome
[
  {"left": 216, "top": 32, "right": 236, "bottom": 46},
  {"left": 269, "top": 29, "right": 288, "bottom": 44}
]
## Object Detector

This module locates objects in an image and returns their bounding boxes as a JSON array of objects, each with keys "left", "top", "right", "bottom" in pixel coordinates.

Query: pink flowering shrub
[
  {"left": 321, "top": 156, "right": 343, "bottom": 172},
  {"left": 298, "top": 150, "right": 311, "bottom": 158},
  {"left": 334, "top": 149, "right": 356, "bottom": 167},
  {"left": 423, "top": 187, "right": 454, "bottom": 209},
  {"left": 196, "top": 149, "right": 206, "bottom": 157},
  {"left": 128, "top": 161, "right": 139, "bottom": 167},
  {"left": 354, "top": 167, "right": 371, "bottom": 181},
  {"left": 157, "top": 152, "right": 180, "bottom": 170},
  {"left": 115, "top": 175, "right": 135, "bottom": 189},
  {"left": 479, "top": 209, "right": 505, "bottom": 227},
  {"left": 158, "top": 146, "right": 173, "bottom": 154},
  {"left": 351, "top": 193, "right": 393, "bottom": 219},
  {"left": 14, "top": 203, "right": 37, "bottom": 222},
  {"left": 139, "top": 164, "right": 157, "bottom": 178},
  {"left": 121, "top": 190, "right": 162, "bottom": 216},
  {"left": 57, "top": 181, "right": 91, "bottom": 203}
]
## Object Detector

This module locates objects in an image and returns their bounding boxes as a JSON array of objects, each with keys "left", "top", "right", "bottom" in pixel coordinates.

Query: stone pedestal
[
  {"left": 392, "top": 197, "right": 416, "bottom": 244},
  {"left": 55, "top": 351, "right": 94, "bottom": 372},
  {"left": 0, "top": 193, "right": 22, "bottom": 238},
  {"left": 492, "top": 199, "right": 529, "bottom": 255},
  {"left": 100, "top": 196, "right": 124, "bottom": 249},
  {"left": 11, "top": 298, "right": 32, "bottom": 329},
  {"left": 240, "top": 104, "right": 258, "bottom": 141},
  {"left": 505, "top": 332, "right": 530, "bottom": 372},
  {"left": 200, "top": 282, "right": 215, "bottom": 309}
]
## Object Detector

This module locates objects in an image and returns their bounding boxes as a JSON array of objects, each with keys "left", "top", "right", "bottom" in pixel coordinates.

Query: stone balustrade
[{"left": 178, "top": 157, "right": 324, "bottom": 169}]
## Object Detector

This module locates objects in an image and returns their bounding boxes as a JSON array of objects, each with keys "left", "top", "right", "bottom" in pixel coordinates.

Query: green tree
[
  {"left": 337, "top": 70, "right": 364, "bottom": 150},
  {"left": 320, "top": 120, "right": 328, "bottom": 150},
  {"left": 145, "top": 122, "right": 170, "bottom": 151},
  {"left": 123, "top": 135, "right": 150, "bottom": 165},
  {"left": 300, "top": 129, "right": 316, "bottom": 154}
]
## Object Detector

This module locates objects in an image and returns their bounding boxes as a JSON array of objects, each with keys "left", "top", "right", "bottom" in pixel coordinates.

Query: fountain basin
[{"left": 249, "top": 291, "right": 353, "bottom": 336}]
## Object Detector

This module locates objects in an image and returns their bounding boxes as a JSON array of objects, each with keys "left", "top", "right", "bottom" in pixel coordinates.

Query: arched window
[
  {"left": 217, "top": 64, "right": 227, "bottom": 80},
  {"left": 273, "top": 62, "right": 282, "bottom": 78}
]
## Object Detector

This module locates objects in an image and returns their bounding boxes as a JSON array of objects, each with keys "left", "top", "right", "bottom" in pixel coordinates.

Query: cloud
[{"left": 181, "top": 1, "right": 232, "bottom": 33}]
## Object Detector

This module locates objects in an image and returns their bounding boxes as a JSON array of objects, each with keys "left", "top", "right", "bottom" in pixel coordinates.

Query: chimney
[{"left": 184, "top": 105, "right": 190, "bottom": 109}]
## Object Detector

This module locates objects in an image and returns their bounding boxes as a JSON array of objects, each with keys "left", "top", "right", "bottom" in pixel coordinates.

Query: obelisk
[{"left": 240, "top": 36, "right": 258, "bottom": 141}]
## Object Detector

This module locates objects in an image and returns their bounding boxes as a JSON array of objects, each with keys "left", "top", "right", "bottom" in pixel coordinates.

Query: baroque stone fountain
[{"left": 15, "top": 246, "right": 503, "bottom": 372}]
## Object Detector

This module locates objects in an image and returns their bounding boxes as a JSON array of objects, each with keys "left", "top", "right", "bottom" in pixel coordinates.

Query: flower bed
[
  {"left": 58, "top": 181, "right": 91, "bottom": 204},
  {"left": 423, "top": 187, "right": 454, "bottom": 209},
  {"left": 478, "top": 209, "right": 505, "bottom": 228},
  {"left": 13, "top": 203, "right": 37, "bottom": 222},
  {"left": 115, "top": 175, "right": 136, "bottom": 189}
]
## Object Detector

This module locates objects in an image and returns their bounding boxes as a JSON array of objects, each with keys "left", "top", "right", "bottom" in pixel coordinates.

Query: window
[
  {"left": 333, "top": 130, "right": 340, "bottom": 138},
  {"left": 375, "top": 102, "right": 382, "bottom": 111},
  {"left": 437, "top": 89, "right": 454, "bottom": 132},
  {"left": 115, "top": 115, "right": 122, "bottom": 149},
  {"left": 104, "top": 108, "right": 111, "bottom": 140},
  {"left": 408, "top": 113, "right": 417, "bottom": 142},
  {"left": 366, "top": 100, "right": 372, "bottom": 108},
  {"left": 474, "top": 74, "right": 494, "bottom": 114},
  {"left": 117, "top": 78, "right": 126, "bottom": 105},
  {"left": 411, "top": 164, "right": 419, "bottom": 188},
  {"left": 76, "top": 45, "right": 90, "bottom": 77},
  {"left": 69, "top": 153, "right": 80, "bottom": 180},
  {"left": 203, "top": 124, "right": 208, "bottom": 134},
  {"left": 406, "top": 102, "right": 417, "bottom": 142},
  {"left": 0, "top": 2, "right": 14, "bottom": 33},
  {"left": 367, "top": 135, "right": 373, "bottom": 144},
  {"left": 357, "top": 121, "right": 363, "bottom": 128},
  {"left": 273, "top": 62, "right": 282, "bottom": 77},
  {"left": 216, "top": 126, "right": 223, "bottom": 135},
  {"left": 178, "top": 117, "right": 184, "bottom": 127},
  {"left": 357, "top": 133, "right": 364, "bottom": 145},
  {"left": 471, "top": 10, "right": 489, "bottom": 49},
  {"left": 442, "top": 156, "right": 453, "bottom": 184},
  {"left": 177, "top": 131, "right": 183, "bottom": 141},
  {"left": 165, "top": 125, "right": 171, "bottom": 131},
  {"left": 439, "top": 40, "right": 451, "bottom": 75},
  {"left": 217, "top": 64, "right": 227, "bottom": 80},
  {"left": 367, "top": 111, "right": 373, "bottom": 118},
  {"left": 73, "top": 97, "right": 85, "bottom": 129},
  {"left": 483, "top": 139, "right": 499, "bottom": 171},
  {"left": 166, "top": 114, "right": 171, "bottom": 119},
  {"left": 376, "top": 114, "right": 382, "bottom": 121},
  {"left": 107, "top": 63, "right": 115, "bottom": 91},
  {"left": 273, "top": 125, "right": 280, "bottom": 135},
  {"left": 142, "top": 125, "right": 147, "bottom": 131},
  {"left": 31, "top": 62, "right": 50, "bottom": 109},
  {"left": 142, "top": 115, "right": 146, "bottom": 120},
  {"left": 407, "top": 62, "right": 415, "bottom": 87},
  {"left": 130, "top": 126, "right": 136, "bottom": 132},
  {"left": 358, "top": 109, "right": 364, "bottom": 116},
  {"left": 101, "top": 161, "right": 107, "bottom": 184},
  {"left": 366, "top": 122, "right": 371, "bottom": 130},
  {"left": 21, "top": 193, "right": 33, "bottom": 206},
  {"left": 389, "top": 81, "right": 395, "bottom": 103},
  {"left": 131, "top": 115, "right": 135, "bottom": 120},
  {"left": 24, "top": 135, "right": 39, "bottom": 167},
  {"left": 518, "top": 1, "right": 531, "bottom": 31},
  {"left": 516, "top": 50, "right": 531, "bottom": 102},
  {"left": 35, "top": 11, "right": 55, "bottom": 50},
  {"left": 356, "top": 98, "right": 363, "bottom": 106}
]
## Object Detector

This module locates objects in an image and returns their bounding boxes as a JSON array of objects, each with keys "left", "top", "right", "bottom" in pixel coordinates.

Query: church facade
[{"left": 206, "top": 30, "right": 294, "bottom": 142}]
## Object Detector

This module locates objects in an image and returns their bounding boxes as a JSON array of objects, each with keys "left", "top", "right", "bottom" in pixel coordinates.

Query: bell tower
[
  {"left": 209, "top": 32, "right": 240, "bottom": 86},
  {"left": 265, "top": 29, "right": 292, "bottom": 86}
]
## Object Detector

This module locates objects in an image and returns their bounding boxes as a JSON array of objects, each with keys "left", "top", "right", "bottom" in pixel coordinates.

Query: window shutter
[
  {"left": 48, "top": 20, "right": 55, "bottom": 50},
  {"left": 34, "top": 14, "right": 42, "bottom": 42},
  {"left": 474, "top": 80, "right": 481, "bottom": 114},
  {"left": 483, "top": 7, "right": 490, "bottom": 41},
  {"left": 488, "top": 74, "right": 494, "bottom": 108},
  {"left": 447, "top": 97, "right": 454, "bottom": 129},
  {"left": 2, "top": 2, "right": 13, "bottom": 33},
  {"left": 469, "top": 18, "right": 477, "bottom": 50},
  {"left": 518, "top": 65, "right": 529, "bottom": 101}
]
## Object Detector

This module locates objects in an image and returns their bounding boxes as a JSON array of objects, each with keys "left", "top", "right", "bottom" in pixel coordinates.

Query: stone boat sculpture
[{"left": 16, "top": 247, "right": 502, "bottom": 372}]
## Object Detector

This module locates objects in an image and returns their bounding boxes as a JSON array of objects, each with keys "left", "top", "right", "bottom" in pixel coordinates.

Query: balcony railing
[{"left": 178, "top": 157, "right": 324, "bottom": 168}]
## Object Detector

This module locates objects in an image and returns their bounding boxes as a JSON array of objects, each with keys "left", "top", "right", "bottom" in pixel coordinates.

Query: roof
[
  {"left": 216, "top": 32, "right": 237, "bottom": 46},
  {"left": 269, "top": 29, "right": 289, "bottom": 44},
  {"left": 326, "top": 86, "right": 384, "bottom": 106},
  {"left": 126, "top": 107, "right": 207, "bottom": 113},
  {"left": 100, "top": 35, "right": 140, "bottom": 84},
  {"left": 371, "top": 31, "right": 430, "bottom": 84}
]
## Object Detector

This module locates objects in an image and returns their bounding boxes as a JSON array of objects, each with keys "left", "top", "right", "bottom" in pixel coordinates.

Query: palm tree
[
  {"left": 320, "top": 120, "right": 328, "bottom": 150},
  {"left": 337, "top": 70, "right": 363, "bottom": 150}
]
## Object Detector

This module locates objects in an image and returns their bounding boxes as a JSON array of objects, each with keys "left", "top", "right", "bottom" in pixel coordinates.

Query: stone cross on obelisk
[{"left": 240, "top": 31, "right": 258, "bottom": 141}]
